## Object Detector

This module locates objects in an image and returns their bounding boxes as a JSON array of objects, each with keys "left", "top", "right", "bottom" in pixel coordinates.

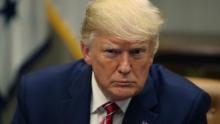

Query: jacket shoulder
[
  {"left": 149, "top": 64, "right": 211, "bottom": 122},
  {"left": 23, "top": 60, "right": 88, "bottom": 85},
  {"left": 14, "top": 60, "right": 91, "bottom": 124},
  {"left": 150, "top": 64, "right": 206, "bottom": 95},
  {"left": 150, "top": 64, "right": 211, "bottom": 106},
  {"left": 19, "top": 59, "right": 91, "bottom": 100}
]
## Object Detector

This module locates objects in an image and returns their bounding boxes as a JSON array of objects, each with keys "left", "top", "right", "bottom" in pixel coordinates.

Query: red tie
[{"left": 101, "top": 101, "right": 119, "bottom": 124}]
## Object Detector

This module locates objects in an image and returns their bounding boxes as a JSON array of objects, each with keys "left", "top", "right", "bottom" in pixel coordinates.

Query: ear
[
  {"left": 81, "top": 43, "right": 92, "bottom": 65},
  {"left": 150, "top": 56, "right": 154, "bottom": 65},
  {"left": 148, "top": 53, "right": 154, "bottom": 67}
]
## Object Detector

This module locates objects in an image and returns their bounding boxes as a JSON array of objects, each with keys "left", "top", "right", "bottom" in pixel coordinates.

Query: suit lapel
[
  {"left": 59, "top": 62, "right": 92, "bottom": 124},
  {"left": 122, "top": 73, "right": 159, "bottom": 124}
]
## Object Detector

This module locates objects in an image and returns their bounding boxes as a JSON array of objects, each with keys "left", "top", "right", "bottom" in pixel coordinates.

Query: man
[{"left": 12, "top": 0, "right": 211, "bottom": 124}]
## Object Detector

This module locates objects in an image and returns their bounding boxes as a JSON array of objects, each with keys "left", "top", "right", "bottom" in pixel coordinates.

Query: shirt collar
[{"left": 91, "top": 72, "right": 131, "bottom": 114}]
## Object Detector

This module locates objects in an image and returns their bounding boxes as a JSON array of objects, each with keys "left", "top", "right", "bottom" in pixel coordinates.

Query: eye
[
  {"left": 130, "top": 48, "right": 146, "bottom": 58},
  {"left": 130, "top": 49, "right": 141, "bottom": 54},
  {"left": 104, "top": 49, "right": 121, "bottom": 57}
]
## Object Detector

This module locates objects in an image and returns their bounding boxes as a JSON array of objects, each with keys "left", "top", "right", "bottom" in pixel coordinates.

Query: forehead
[{"left": 93, "top": 34, "right": 150, "bottom": 47}]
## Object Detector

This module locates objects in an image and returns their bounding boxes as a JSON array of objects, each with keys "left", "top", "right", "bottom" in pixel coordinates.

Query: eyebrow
[
  {"left": 103, "top": 42, "right": 120, "bottom": 49},
  {"left": 103, "top": 40, "right": 149, "bottom": 49},
  {"left": 130, "top": 43, "right": 148, "bottom": 49}
]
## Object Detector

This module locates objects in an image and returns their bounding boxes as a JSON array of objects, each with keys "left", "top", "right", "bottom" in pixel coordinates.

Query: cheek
[
  {"left": 93, "top": 55, "right": 117, "bottom": 72},
  {"left": 134, "top": 59, "right": 152, "bottom": 83},
  {"left": 92, "top": 55, "right": 118, "bottom": 82},
  {"left": 138, "top": 66, "right": 149, "bottom": 82}
]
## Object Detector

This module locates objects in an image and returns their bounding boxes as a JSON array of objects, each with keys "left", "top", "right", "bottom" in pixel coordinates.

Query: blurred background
[{"left": 0, "top": 0, "right": 219, "bottom": 123}]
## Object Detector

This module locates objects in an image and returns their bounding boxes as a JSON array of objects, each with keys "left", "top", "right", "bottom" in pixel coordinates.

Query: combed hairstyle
[{"left": 81, "top": 0, "right": 164, "bottom": 54}]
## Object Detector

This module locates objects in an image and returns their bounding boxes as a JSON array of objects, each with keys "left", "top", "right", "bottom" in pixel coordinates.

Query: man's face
[{"left": 82, "top": 34, "right": 153, "bottom": 101}]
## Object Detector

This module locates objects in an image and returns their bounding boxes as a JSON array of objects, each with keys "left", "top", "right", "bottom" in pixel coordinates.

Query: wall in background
[{"left": 153, "top": 0, "right": 220, "bottom": 34}]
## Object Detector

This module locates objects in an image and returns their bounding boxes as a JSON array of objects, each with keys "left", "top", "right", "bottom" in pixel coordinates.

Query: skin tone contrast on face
[{"left": 82, "top": 34, "right": 154, "bottom": 101}]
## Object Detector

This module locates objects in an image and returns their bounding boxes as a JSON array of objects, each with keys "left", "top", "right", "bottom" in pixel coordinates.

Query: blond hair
[{"left": 81, "top": 0, "right": 163, "bottom": 54}]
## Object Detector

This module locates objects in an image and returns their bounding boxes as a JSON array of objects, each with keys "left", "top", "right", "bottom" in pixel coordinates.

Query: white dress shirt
[{"left": 90, "top": 72, "right": 131, "bottom": 124}]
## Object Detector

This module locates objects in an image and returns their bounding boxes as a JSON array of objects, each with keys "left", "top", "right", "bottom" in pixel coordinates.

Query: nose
[{"left": 118, "top": 53, "right": 131, "bottom": 75}]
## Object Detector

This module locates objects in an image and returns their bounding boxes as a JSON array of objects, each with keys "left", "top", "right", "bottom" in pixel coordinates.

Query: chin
[
  {"left": 109, "top": 88, "right": 138, "bottom": 101},
  {"left": 110, "top": 96, "right": 131, "bottom": 101}
]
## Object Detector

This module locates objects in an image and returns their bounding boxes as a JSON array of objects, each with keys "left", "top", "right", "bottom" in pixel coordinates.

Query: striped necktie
[{"left": 101, "top": 101, "right": 120, "bottom": 124}]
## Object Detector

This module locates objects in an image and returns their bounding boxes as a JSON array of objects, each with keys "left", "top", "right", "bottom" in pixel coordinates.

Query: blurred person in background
[{"left": 12, "top": 0, "right": 211, "bottom": 124}]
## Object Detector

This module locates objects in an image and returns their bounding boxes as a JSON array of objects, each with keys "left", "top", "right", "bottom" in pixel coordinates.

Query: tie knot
[{"left": 102, "top": 101, "right": 119, "bottom": 114}]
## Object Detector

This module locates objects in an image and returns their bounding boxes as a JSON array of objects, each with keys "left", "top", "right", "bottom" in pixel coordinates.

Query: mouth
[{"left": 112, "top": 81, "right": 135, "bottom": 87}]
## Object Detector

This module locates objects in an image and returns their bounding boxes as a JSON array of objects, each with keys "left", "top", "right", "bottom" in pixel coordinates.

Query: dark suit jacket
[{"left": 12, "top": 59, "right": 211, "bottom": 124}]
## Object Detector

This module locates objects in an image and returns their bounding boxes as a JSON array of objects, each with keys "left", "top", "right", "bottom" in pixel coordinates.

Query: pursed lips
[{"left": 112, "top": 81, "right": 135, "bottom": 87}]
